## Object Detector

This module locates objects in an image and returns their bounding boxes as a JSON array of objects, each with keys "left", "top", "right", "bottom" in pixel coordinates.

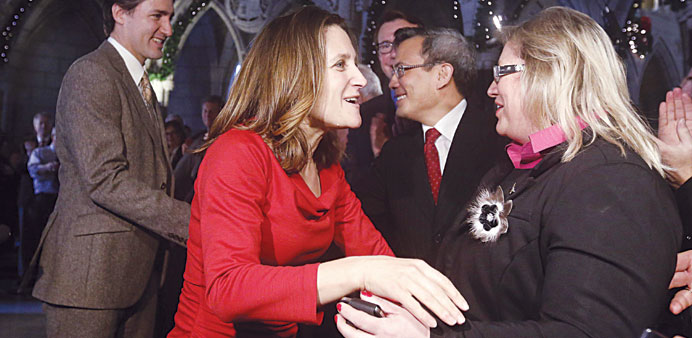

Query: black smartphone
[{"left": 340, "top": 297, "right": 385, "bottom": 318}]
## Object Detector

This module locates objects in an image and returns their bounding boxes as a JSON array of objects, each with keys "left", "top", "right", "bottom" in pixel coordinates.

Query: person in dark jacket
[{"left": 336, "top": 7, "right": 681, "bottom": 337}]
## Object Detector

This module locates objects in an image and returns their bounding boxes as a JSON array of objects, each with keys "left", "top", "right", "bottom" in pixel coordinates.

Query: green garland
[{"left": 148, "top": 0, "right": 208, "bottom": 80}]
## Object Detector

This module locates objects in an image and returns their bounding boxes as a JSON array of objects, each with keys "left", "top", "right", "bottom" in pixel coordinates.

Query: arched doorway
[{"left": 166, "top": 7, "right": 241, "bottom": 133}]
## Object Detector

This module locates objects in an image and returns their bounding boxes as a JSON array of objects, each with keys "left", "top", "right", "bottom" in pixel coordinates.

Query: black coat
[
  {"left": 353, "top": 99, "right": 505, "bottom": 265},
  {"left": 435, "top": 137, "right": 682, "bottom": 337}
]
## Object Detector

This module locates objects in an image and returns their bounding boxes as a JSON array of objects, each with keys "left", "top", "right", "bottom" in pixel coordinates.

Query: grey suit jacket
[{"left": 32, "top": 41, "right": 190, "bottom": 309}]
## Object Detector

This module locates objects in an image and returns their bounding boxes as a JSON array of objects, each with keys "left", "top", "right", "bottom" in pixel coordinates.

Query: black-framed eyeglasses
[
  {"left": 493, "top": 64, "right": 525, "bottom": 83},
  {"left": 377, "top": 41, "right": 394, "bottom": 54},
  {"left": 394, "top": 63, "right": 433, "bottom": 78}
]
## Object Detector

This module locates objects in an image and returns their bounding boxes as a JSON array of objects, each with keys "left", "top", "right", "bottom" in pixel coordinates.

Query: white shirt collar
[
  {"left": 108, "top": 37, "right": 145, "bottom": 86},
  {"left": 422, "top": 98, "right": 467, "bottom": 142}
]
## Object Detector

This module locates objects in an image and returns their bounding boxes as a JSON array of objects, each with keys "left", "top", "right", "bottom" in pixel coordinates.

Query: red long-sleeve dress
[{"left": 168, "top": 129, "right": 393, "bottom": 337}]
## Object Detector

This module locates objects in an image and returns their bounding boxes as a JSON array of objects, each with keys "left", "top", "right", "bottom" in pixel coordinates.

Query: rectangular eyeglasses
[{"left": 493, "top": 64, "right": 525, "bottom": 83}]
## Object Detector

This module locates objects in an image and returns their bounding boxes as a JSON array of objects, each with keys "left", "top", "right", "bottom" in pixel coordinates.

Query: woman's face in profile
[
  {"left": 487, "top": 41, "right": 536, "bottom": 144},
  {"left": 310, "top": 26, "right": 367, "bottom": 130}
]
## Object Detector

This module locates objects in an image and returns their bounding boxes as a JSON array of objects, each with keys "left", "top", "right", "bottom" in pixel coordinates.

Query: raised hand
[{"left": 657, "top": 87, "right": 692, "bottom": 187}]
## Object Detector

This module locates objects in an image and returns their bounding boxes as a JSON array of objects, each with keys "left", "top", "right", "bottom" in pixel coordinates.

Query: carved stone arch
[
  {"left": 9, "top": 0, "right": 103, "bottom": 54},
  {"left": 223, "top": 0, "right": 292, "bottom": 34},
  {"left": 175, "top": 0, "right": 246, "bottom": 62},
  {"left": 0, "top": 0, "right": 103, "bottom": 135}
]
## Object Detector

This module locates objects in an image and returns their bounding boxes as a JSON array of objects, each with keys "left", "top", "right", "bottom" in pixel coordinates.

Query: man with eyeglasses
[
  {"left": 353, "top": 27, "right": 505, "bottom": 265},
  {"left": 344, "top": 11, "right": 422, "bottom": 185}
]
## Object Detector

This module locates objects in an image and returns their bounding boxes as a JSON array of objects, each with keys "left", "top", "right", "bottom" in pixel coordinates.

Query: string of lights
[
  {"left": 472, "top": 0, "right": 497, "bottom": 49},
  {"left": 362, "top": 0, "right": 387, "bottom": 68},
  {"left": 1, "top": 0, "right": 40, "bottom": 65},
  {"left": 604, "top": 0, "right": 652, "bottom": 60},
  {"left": 472, "top": 0, "right": 529, "bottom": 50}
]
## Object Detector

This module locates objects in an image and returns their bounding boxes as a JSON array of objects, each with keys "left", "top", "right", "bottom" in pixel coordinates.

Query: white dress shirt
[
  {"left": 108, "top": 37, "right": 145, "bottom": 89},
  {"left": 421, "top": 99, "right": 467, "bottom": 175}
]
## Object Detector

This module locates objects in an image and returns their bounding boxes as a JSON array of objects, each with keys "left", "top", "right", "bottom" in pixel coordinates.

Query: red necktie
[{"left": 424, "top": 128, "right": 442, "bottom": 204}]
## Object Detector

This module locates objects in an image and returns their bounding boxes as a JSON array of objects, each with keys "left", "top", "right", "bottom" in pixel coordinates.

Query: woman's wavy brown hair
[{"left": 199, "top": 6, "right": 352, "bottom": 174}]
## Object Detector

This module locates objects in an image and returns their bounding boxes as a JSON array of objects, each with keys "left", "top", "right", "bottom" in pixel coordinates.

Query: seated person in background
[
  {"left": 167, "top": 6, "right": 468, "bottom": 338},
  {"left": 337, "top": 7, "right": 681, "bottom": 337}
]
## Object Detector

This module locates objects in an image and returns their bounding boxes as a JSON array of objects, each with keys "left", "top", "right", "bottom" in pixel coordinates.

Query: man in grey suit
[{"left": 30, "top": 0, "right": 190, "bottom": 337}]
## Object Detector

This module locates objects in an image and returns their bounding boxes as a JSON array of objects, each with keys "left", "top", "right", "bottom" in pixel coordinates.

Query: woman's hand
[
  {"left": 317, "top": 256, "right": 468, "bottom": 328},
  {"left": 335, "top": 292, "right": 430, "bottom": 338},
  {"left": 657, "top": 87, "right": 692, "bottom": 187},
  {"left": 670, "top": 250, "right": 692, "bottom": 314}
]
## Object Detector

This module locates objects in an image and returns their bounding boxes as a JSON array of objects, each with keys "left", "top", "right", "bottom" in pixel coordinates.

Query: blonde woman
[
  {"left": 337, "top": 7, "right": 681, "bottom": 337},
  {"left": 167, "top": 6, "right": 468, "bottom": 338}
]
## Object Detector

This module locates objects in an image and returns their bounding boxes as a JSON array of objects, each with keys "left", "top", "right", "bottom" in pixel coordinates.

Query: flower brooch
[{"left": 467, "top": 186, "right": 513, "bottom": 243}]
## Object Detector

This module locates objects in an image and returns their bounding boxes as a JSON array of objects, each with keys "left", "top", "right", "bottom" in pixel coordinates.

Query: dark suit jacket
[
  {"left": 173, "top": 132, "right": 206, "bottom": 203},
  {"left": 353, "top": 98, "right": 505, "bottom": 265},
  {"left": 31, "top": 41, "right": 190, "bottom": 309},
  {"left": 435, "top": 137, "right": 681, "bottom": 337},
  {"left": 343, "top": 93, "right": 395, "bottom": 185}
]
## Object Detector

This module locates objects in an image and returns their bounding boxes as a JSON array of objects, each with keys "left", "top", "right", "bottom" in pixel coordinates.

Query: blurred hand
[
  {"left": 336, "top": 292, "right": 430, "bottom": 338},
  {"left": 49, "top": 161, "right": 60, "bottom": 172},
  {"left": 670, "top": 250, "right": 692, "bottom": 315},
  {"left": 657, "top": 88, "right": 692, "bottom": 187},
  {"left": 370, "top": 113, "right": 391, "bottom": 158}
]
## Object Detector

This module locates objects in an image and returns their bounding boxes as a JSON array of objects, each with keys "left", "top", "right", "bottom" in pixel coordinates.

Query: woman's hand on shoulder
[{"left": 335, "top": 292, "right": 430, "bottom": 338}]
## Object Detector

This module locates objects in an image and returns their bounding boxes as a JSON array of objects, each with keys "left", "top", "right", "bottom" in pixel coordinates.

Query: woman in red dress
[{"left": 167, "top": 6, "right": 468, "bottom": 337}]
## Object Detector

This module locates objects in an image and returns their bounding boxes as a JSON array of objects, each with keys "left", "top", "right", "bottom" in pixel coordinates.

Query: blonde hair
[
  {"left": 502, "top": 6, "right": 665, "bottom": 176},
  {"left": 201, "top": 6, "right": 350, "bottom": 174}
]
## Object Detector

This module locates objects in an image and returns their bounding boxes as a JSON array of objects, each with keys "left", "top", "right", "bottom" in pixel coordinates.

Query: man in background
[
  {"left": 345, "top": 11, "right": 422, "bottom": 185},
  {"left": 165, "top": 120, "right": 185, "bottom": 169}
]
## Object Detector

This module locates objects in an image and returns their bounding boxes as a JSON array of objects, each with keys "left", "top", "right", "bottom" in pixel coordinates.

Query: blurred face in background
[
  {"left": 165, "top": 125, "right": 184, "bottom": 150},
  {"left": 377, "top": 19, "right": 419, "bottom": 79},
  {"left": 33, "top": 115, "right": 51, "bottom": 138},
  {"left": 201, "top": 101, "right": 221, "bottom": 130}
]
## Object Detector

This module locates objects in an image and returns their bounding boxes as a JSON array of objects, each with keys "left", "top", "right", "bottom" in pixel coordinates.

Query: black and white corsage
[{"left": 467, "top": 186, "right": 513, "bottom": 243}]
